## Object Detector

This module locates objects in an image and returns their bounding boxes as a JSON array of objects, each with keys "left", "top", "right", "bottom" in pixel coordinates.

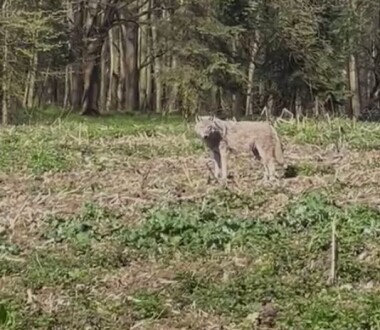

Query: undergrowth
[
  {"left": 3, "top": 190, "right": 378, "bottom": 328},
  {"left": 1, "top": 111, "right": 380, "bottom": 175},
  {"left": 1, "top": 110, "right": 380, "bottom": 329}
]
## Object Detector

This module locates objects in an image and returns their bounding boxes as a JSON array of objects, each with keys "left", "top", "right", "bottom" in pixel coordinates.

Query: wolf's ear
[
  {"left": 195, "top": 115, "right": 200, "bottom": 122},
  {"left": 209, "top": 114, "right": 216, "bottom": 121}
]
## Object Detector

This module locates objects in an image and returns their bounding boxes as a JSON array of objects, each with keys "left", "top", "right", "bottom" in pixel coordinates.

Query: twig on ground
[
  {"left": 9, "top": 199, "right": 28, "bottom": 241},
  {"left": 140, "top": 164, "right": 152, "bottom": 193},
  {"left": 181, "top": 161, "right": 194, "bottom": 186},
  {"left": 328, "top": 215, "right": 338, "bottom": 285}
]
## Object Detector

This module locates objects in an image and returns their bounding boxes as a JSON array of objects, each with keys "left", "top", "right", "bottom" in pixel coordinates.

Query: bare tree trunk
[
  {"left": 82, "top": 42, "right": 102, "bottom": 115},
  {"left": 367, "top": 38, "right": 375, "bottom": 101},
  {"left": 245, "top": 32, "right": 259, "bottom": 116},
  {"left": 164, "top": 1, "right": 180, "bottom": 114},
  {"left": 71, "top": 65, "right": 83, "bottom": 110},
  {"left": 100, "top": 35, "right": 108, "bottom": 112},
  {"left": 232, "top": 93, "right": 242, "bottom": 118},
  {"left": 167, "top": 56, "right": 179, "bottom": 113},
  {"left": 106, "top": 28, "right": 115, "bottom": 112},
  {"left": 82, "top": 6, "right": 103, "bottom": 118},
  {"left": 51, "top": 77, "right": 59, "bottom": 105},
  {"left": 2, "top": 0, "right": 10, "bottom": 124},
  {"left": 346, "top": 0, "right": 361, "bottom": 119},
  {"left": 118, "top": 24, "right": 126, "bottom": 111},
  {"left": 25, "top": 51, "right": 38, "bottom": 109},
  {"left": 295, "top": 92, "right": 302, "bottom": 123},
  {"left": 263, "top": 94, "right": 274, "bottom": 121},
  {"left": 162, "top": 4, "right": 173, "bottom": 112},
  {"left": 151, "top": 0, "right": 162, "bottom": 113},
  {"left": 63, "top": 65, "right": 71, "bottom": 109},
  {"left": 231, "top": 37, "right": 239, "bottom": 117},
  {"left": 81, "top": 0, "right": 115, "bottom": 116},
  {"left": 69, "top": 0, "right": 84, "bottom": 110},
  {"left": 23, "top": 70, "right": 31, "bottom": 108},
  {"left": 124, "top": 21, "right": 140, "bottom": 111},
  {"left": 139, "top": 0, "right": 152, "bottom": 111},
  {"left": 369, "top": 10, "right": 380, "bottom": 106},
  {"left": 314, "top": 96, "right": 319, "bottom": 117},
  {"left": 348, "top": 54, "right": 361, "bottom": 118}
]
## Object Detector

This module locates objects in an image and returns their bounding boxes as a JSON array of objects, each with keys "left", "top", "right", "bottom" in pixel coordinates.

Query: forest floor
[{"left": 1, "top": 109, "right": 380, "bottom": 329}]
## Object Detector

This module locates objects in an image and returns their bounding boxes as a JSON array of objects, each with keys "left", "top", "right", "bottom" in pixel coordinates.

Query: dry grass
[{"left": 1, "top": 114, "right": 380, "bottom": 329}]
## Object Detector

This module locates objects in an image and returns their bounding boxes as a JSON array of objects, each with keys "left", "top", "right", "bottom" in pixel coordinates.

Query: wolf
[{"left": 194, "top": 115, "right": 285, "bottom": 181}]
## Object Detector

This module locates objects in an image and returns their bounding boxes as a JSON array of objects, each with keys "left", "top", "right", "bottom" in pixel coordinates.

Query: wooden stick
[{"left": 328, "top": 215, "right": 338, "bottom": 285}]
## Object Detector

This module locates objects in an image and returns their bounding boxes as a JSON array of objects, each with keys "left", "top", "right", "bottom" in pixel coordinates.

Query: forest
[{"left": 0, "top": 0, "right": 379, "bottom": 122}]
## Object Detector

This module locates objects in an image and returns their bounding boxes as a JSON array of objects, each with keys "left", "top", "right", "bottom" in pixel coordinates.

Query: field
[{"left": 1, "top": 110, "right": 380, "bottom": 329}]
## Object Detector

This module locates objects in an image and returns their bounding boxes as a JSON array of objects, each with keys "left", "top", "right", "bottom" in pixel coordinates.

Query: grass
[{"left": 1, "top": 109, "right": 380, "bottom": 329}]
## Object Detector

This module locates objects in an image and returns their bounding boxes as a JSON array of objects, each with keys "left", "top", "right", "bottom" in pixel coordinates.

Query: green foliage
[
  {"left": 0, "top": 112, "right": 200, "bottom": 174},
  {"left": 0, "top": 240, "right": 20, "bottom": 257},
  {"left": 3, "top": 114, "right": 380, "bottom": 329},
  {"left": 146, "top": 190, "right": 380, "bottom": 327},
  {"left": 278, "top": 118, "right": 380, "bottom": 149},
  {"left": 0, "top": 1, "right": 67, "bottom": 113},
  {"left": 163, "top": 0, "right": 375, "bottom": 114},
  {"left": 129, "top": 291, "right": 168, "bottom": 320},
  {"left": 279, "top": 191, "right": 334, "bottom": 230},
  {"left": 123, "top": 193, "right": 273, "bottom": 255},
  {"left": 120, "top": 189, "right": 380, "bottom": 325},
  {"left": 0, "top": 304, "right": 8, "bottom": 325},
  {"left": 163, "top": 0, "right": 247, "bottom": 114},
  {"left": 42, "top": 203, "right": 122, "bottom": 248},
  {"left": 29, "top": 145, "right": 70, "bottom": 174},
  {"left": 297, "top": 162, "right": 335, "bottom": 176},
  {"left": 22, "top": 251, "right": 93, "bottom": 289}
]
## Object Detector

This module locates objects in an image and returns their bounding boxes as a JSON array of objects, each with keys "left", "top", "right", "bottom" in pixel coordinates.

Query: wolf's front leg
[
  {"left": 211, "top": 150, "right": 221, "bottom": 178},
  {"left": 220, "top": 144, "right": 228, "bottom": 180}
]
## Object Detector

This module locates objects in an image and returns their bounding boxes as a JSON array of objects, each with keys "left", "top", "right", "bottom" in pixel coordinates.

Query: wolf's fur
[{"left": 194, "top": 115, "right": 285, "bottom": 181}]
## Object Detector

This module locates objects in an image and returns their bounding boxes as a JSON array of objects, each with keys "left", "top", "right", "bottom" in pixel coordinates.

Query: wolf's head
[{"left": 194, "top": 115, "right": 226, "bottom": 139}]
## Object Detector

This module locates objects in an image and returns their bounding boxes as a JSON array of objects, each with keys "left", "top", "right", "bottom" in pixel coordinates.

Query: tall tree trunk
[
  {"left": 118, "top": 25, "right": 126, "bottom": 111},
  {"left": 82, "top": 41, "right": 102, "bottom": 116},
  {"left": 124, "top": 21, "right": 139, "bottom": 111},
  {"left": 229, "top": 37, "right": 243, "bottom": 117},
  {"left": 23, "top": 70, "right": 31, "bottom": 109},
  {"left": 314, "top": 95, "right": 319, "bottom": 117},
  {"left": 138, "top": 0, "right": 152, "bottom": 111},
  {"left": 232, "top": 92, "right": 243, "bottom": 118},
  {"left": 231, "top": 37, "right": 239, "bottom": 117},
  {"left": 348, "top": 54, "right": 361, "bottom": 118},
  {"left": 81, "top": 0, "right": 115, "bottom": 116},
  {"left": 25, "top": 51, "right": 38, "bottom": 109},
  {"left": 106, "top": 27, "right": 116, "bottom": 112},
  {"left": 100, "top": 35, "right": 108, "bottom": 112},
  {"left": 2, "top": 0, "right": 10, "bottom": 124},
  {"left": 245, "top": 32, "right": 259, "bottom": 116},
  {"left": 167, "top": 56, "right": 179, "bottom": 113},
  {"left": 71, "top": 65, "right": 83, "bottom": 110},
  {"left": 69, "top": 0, "right": 84, "bottom": 110},
  {"left": 165, "top": 4, "right": 178, "bottom": 114},
  {"left": 151, "top": 0, "right": 162, "bottom": 113},
  {"left": 295, "top": 92, "right": 302, "bottom": 122},
  {"left": 63, "top": 65, "right": 70, "bottom": 109},
  {"left": 369, "top": 10, "right": 380, "bottom": 106},
  {"left": 346, "top": 0, "right": 361, "bottom": 119}
]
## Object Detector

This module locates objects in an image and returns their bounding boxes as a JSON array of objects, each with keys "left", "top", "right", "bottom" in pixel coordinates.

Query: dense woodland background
[{"left": 0, "top": 0, "right": 379, "bottom": 124}]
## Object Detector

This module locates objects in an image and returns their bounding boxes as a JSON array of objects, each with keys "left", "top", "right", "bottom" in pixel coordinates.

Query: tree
[{"left": 0, "top": 0, "right": 379, "bottom": 121}]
